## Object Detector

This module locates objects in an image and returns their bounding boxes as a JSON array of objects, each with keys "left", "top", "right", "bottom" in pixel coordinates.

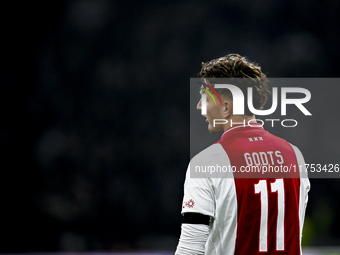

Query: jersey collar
[{"left": 221, "top": 123, "right": 263, "bottom": 139}]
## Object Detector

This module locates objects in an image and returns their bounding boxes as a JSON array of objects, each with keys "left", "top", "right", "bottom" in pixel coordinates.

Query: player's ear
[{"left": 223, "top": 100, "right": 232, "bottom": 118}]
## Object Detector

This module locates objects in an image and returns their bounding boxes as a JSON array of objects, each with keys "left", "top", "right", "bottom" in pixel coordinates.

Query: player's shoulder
[
  {"left": 189, "top": 143, "right": 232, "bottom": 179},
  {"left": 259, "top": 129, "right": 298, "bottom": 151},
  {"left": 287, "top": 142, "right": 303, "bottom": 158},
  {"left": 287, "top": 142, "right": 301, "bottom": 153},
  {"left": 265, "top": 133, "right": 304, "bottom": 158},
  {"left": 190, "top": 143, "right": 228, "bottom": 166}
]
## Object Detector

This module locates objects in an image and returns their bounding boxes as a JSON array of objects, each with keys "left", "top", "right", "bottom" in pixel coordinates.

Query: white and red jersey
[{"left": 181, "top": 124, "right": 310, "bottom": 255}]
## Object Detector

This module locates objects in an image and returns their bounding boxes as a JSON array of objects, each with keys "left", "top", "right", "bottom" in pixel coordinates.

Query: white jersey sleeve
[
  {"left": 181, "top": 143, "right": 233, "bottom": 218},
  {"left": 290, "top": 144, "right": 311, "bottom": 245}
]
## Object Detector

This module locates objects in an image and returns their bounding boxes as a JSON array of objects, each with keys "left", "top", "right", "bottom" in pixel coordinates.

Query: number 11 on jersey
[{"left": 254, "top": 179, "right": 285, "bottom": 252}]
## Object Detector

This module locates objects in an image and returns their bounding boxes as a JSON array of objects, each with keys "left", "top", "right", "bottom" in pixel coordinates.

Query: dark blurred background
[{"left": 2, "top": 0, "right": 340, "bottom": 252}]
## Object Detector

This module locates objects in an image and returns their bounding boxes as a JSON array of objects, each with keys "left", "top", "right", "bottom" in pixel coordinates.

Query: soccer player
[{"left": 175, "top": 54, "right": 310, "bottom": 254}]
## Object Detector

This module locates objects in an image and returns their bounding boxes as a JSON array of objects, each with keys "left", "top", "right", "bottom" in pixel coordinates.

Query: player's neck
[{"left": 223, "top": 115, "right": 256, "bottom": 131}]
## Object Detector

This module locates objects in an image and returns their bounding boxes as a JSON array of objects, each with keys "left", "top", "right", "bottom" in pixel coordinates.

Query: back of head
[{"left": 199, "top": 54, "right": 270, "bottom": 115}]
